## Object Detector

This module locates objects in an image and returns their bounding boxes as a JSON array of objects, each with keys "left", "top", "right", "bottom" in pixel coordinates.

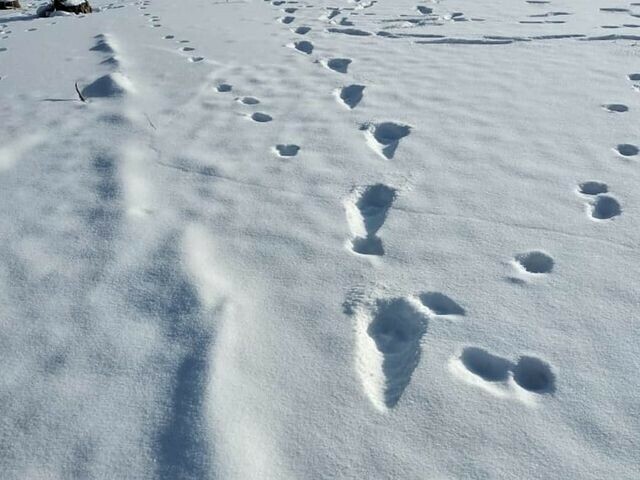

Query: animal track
[
  {"left": 216, "top": 83, "right": 232, "bottom": 92},
  {"left": 237, "top": 96, "right": 260, "bottom": 105},
  {"left": 579, "top": 181, "right": 608, "bottom": 195},
  {"left": 345, "top": 184, "right": 396, "bottom": 256},
  {"left": 590, "top": 194, "right": 621, "bottom": 220},
  {"left": 453, "top": 347, "right": 556, "bottom": 396},
  {"left": 418, "top": 292, "right": 465, "bottom": 316},
  {"left": 293, "top": 40, "right": 314, "bottom": 54},
  {"left": 460, "top": 347, "right": 511, "bottom": 382},
  {"left": 294, "top": 26, "right": 311, "bottom": 34},
  {"left": 274, "top": 144, "right": 300, "bottom": 157},
  {"left": 327, "top": 27, "right": 373, "bottom": 36},
  {"left": 337, "top": 84, "right": 365, "bottom": 109},
  {"left": 512, "top": 356, "right": 556, "bottom": 393},
  {"left": 324, "top": 58, "right": 352, "bottom": 73},
  {"left": 602, "top": 103, "right": 628, "bottom": 113},
  {"left": 280, "top": 16, "right": 295, "bottom": 24},
  {"left": 354, "top": 297, "right": 428, "bottom": 410},
  {"left": 514, "top": 251, "right": 554, "bottom": 274},
  {"left": 189, "top": 56, "right": 204, "bottom": 63},
  {"left": 250, "top": 112, "right": 273, "bottom": 123},
  {"left": 614, "top": 143, "right": 639, "bottom": 157},
  {"left": 577, "top": 182, "right": 621, "bottom": 220},
  {"left": 628, "top": 73, "right": 640, "bottom": 81},
  {"left": 361, "top": 122, "right": 411, "bottom": 159}
]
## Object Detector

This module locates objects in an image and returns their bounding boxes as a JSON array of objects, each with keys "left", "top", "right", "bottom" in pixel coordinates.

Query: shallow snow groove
[
  {"left": 154, "top": 225, "right": 234, "bottom": 479},
  {"left": 122, "top": 235, "right": 214, "bottom": 480}
]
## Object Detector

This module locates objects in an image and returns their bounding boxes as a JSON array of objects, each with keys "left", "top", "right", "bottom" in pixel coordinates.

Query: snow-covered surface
[
  {"left": 61, "top": 0, "right": 90, "bottom": 7},
  {"left": 1, "top": 0, "right": 640, "bottom": 478}
]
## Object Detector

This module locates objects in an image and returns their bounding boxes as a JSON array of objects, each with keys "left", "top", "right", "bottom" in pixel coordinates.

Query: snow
[
  {"left": 61, "top": 0, "right": 90, "bottom": 6},
  {"left": 1, "top": 0, "right": 639, "bottom": 478}
]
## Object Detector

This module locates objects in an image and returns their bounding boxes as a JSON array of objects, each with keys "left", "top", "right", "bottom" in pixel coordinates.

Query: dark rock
[
  {"left": 54, "top": 0, "right": 92, "bottom": 14},
  {"left": 0, "top": 0, "right": 22, "bottom": 10},
  {"left": 38, "top": 0, "right": 92, "bottom": 16}
]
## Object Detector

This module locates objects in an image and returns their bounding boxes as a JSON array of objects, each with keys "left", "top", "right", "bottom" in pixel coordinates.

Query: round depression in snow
[
  {"left": 514, "top": 251, "right": 554, "bottom": 274},
  {"left": 578, "top": 181, "right": 608, "bottom": 196}
]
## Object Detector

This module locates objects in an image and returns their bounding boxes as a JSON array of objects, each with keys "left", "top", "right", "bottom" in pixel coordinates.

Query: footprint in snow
[
  {"left": 354, "top": 296, "right": 428, "bottom": 410},
  {"left": 90, "top": 36, "right": 116, "bottom": 54},
  {"left": 513, "top": 250, "right": 554, "bottom": 274},
  {"left": 181, "top": 46, "right": 195, "bottom": 52},
  {"left": 337, "top": 84, "right": 365, "bottom": 109},
  {"left": 324, "top": 58, "right": 352, "bottom": 73},
  {"left": 280, "top": 16, "right": 295, "bottom": 24},
  {"left": 418, "top": 292, "right": 465, "bottom": 316},
  {"left": 216, "top": 83, "right": 232, "bottom": 92},
  {"left": 274, "top": 144, "right": 300, "bottom": 157},
  {"left": 345, "top": 183, "right": 396, "bottom": 256},
  {"left": 163, "top": 35, "right": 175, "bottom": 39},
  {"left": 361, "top": 121, "right": 412, "bottom": 159},
  {"left": 452, "top": 347, "right": 556, "bottom": 397},
  {"left": 577, "top": 182, "right": 621, "bottom": 220},
  {"left": 602, "top": 103, "right": 628, "bottom": 113},
  {"left": 578, "top": 181, "right": 608, "bottom": 196},
  {"left": 294, "top": 26, "right": 311, "bottom": 35},
  {"left": 189, "top": 56, "right": 204, "bottom": 63},
  {"left": 250, "top": 112, "right": 273, "bottom": 123},
  {"left": 293, "top": 40, "right": 314, "bottom": 54},
  {"left": 237, "top": 96, "right": 260, "bottom": 105},
  {"left": 590, "top": 195, "right": 622, "bottom": 220},
  {"left": 81, "top": 73, "right": 133, "bottom": 99},
  {"left": 614, "top": 143, "right": 639, "bottom": 157}
]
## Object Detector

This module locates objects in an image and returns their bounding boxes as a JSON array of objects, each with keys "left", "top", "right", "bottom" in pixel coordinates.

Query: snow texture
[{"left": 0, "top": 0, "right": 639, "bottom": 478}]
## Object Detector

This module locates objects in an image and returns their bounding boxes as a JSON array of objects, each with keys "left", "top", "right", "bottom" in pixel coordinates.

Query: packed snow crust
[{"left": 1, "top": 0, "right": 639, "bottom": 478}]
